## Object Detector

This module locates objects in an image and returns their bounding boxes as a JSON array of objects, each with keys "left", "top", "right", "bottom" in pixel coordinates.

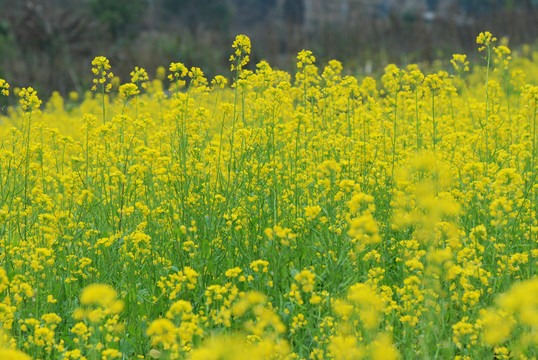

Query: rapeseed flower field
[{"left": 0, "top": 32, "right": 537, "bottom": 359}]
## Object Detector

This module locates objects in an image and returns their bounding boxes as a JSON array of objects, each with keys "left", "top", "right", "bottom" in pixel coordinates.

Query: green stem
[
  {"left": 415, "top": 88, "right": 420, "bottom": 151},
  {"left": 391, "top": 91, "right": 398, "bottom": 186},
  {"left": 432, "top": 90, "right": 436, "bottom": 153},
  {"left": 484, "top": 45, "right": 491, "bottom": 175}
]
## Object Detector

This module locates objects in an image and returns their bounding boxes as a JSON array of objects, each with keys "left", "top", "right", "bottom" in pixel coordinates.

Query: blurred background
[{"left": 0, "top": 0, "right": 537, "bottom": 97}]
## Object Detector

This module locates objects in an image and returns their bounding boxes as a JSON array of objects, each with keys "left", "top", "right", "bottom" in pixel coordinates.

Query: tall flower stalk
[
  {"left": 91, "top": 56, "right": 113, "bottom": 124},
  {"left": 477, "top": 31, "right": 497, "bottom": 175}
]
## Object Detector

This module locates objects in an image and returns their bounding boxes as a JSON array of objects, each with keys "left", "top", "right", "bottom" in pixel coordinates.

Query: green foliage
[
  {"left": 89, "top": 0, "right": 146, "bottom": 37},
  {"left": 162, "top": 0, "right": 231, "bottom": 33}
]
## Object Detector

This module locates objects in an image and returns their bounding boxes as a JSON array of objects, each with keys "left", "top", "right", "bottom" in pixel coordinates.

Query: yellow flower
[
  {"left": 166, "top": 300, "right": 193, "bottom": 319},
  {"left": 79, "top": 284, "right": 123, "bottom": 314},
  {"left": 130, "top": 66, "right": 149, "bottom": 88},
  {"left": 230, "top": 34, "right": 251, "bottom": 71},
  {"left": 119, "top": 83, "right": 140, "bottom": 99},
  {"left": 480, "top": 309, "right": 514, "bottom": 346},
  {"left": 336, "top": 283, "right": 386, "bottom": 330},
  {"left": 423, "top": 73, "right": 443, "bottom": 91},
  {"left": 476, "top": 31, "right": 497, "bottom": 52},
  {"left": 41, "top": 313, "right": 62, "bottom": 325},
  {"left": 304, "top": 204, "right": 322, "bottom": 220},
  {"left": 451, "top": 54, "right": 470, "bottom": 74},
  {"left": 18, "top": 87, "right": 42, "bottom": 111},
  {"left": 188, "top": 334, "right": 289, "bottom": 360},
  {"left": 0, "top": 267, "right": 8, "bottom": 293},
  {"left": 328, "top": 335, "right": 364, "bottom": 360},
  {"left": 101, "top": 348, "right": 123, "bottom": 359},
  {"left": 91, "top": 56, "right": 114, "bottom": 92},
  {"left": 452, "top": 318, "right": 476, "bottom": 348},
  {"left": 225, "top": 267, "right": 242, "bottom": 278},
  {"left": 0, "top": 79, "right": 9, "bottom": 96},
  {"left": 348, "top": 213, "right": 381, "bottom": 245},
  {"left": 71, "top": 322, "right": 90, "bottom": 338},
  {"left": 371, "top": 333, "right": 399, "bottom": 360},
  {"left": 294, "top": 269, "right": 316, "bottom": 293},
  {"left": 297, "top": 49, "right": 315, "bottom": 69},
  {"left": 168, "top": 62, "right": 188, "bottom": 81},
  {"left": 146, "top": 318, "right": 177, "bottom": 350},
  {"left": 211, "top": 75, "right": 228, "bottom": 89},
  {"left": 0, "top": 348, "right": 32, "bottom": 360},
  {"left": 250, "top": 260, "right": 269, "bottom": 273},
  {"left": 233, "top": 291, "right": 266, "bottom": 317}
]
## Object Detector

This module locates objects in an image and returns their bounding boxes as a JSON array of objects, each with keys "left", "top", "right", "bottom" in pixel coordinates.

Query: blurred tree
[
  {"left": 161, "top": 0, "right": 231, "bottom": 33},
  {"left": 458, "top": 0, "right": 503, "bottom": 15},
  {"left": 284, "top": 0, "right": 304, "bottom": 24},
  {"left": 4, "top": 1, "right": 102, "bottom": 94},
  {"left": 234, "top": 0, "right": 276, "bottom": 26},
  {"left": 89, "top": 0, "right": 146, "bottom": 38}
]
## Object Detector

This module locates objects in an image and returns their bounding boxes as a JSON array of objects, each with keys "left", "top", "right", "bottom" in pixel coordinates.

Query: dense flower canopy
[{"left": 0, "top": 33, "right": 537, "bottom": 359}]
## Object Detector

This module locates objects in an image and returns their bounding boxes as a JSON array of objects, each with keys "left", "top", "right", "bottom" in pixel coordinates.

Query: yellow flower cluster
[
  {"left": 18, "top": 87, "right": 42, "bottom": 111},
  {"left": 230, "top": 34, "right": 251, "bottom": 71},
  {"left": 91, "top": 56, "right": 114, "bottom": 92},
  {"left": 130, "top": 66, "right": 149, "bottom": 88},
  {"left": 476, "top": 31, "right": 497, "bottom": 52},
  {"left": 0, "top": 32, "right": 536, "bottom": 359},
  {"left": 0, "top": 79, "right": 9, "bottom": 96}
]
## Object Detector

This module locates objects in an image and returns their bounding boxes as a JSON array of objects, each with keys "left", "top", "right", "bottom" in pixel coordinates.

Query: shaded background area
[{"left": 0, "top": 0, "right": 537, "bottom": 97}]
